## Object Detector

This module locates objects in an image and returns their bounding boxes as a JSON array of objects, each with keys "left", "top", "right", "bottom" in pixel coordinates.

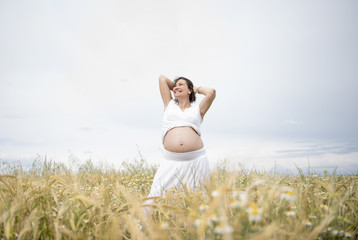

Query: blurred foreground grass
[{"left": 0, "top": 155, "right": 357, "bottom": 239}]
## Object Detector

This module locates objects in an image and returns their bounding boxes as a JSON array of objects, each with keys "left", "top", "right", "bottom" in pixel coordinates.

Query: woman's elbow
[
  {"left": 209, "top": 88, "right": 216, "bottom": 98},
  {"left": 159, "top": 74, "right": 167, "bottom": 81}
]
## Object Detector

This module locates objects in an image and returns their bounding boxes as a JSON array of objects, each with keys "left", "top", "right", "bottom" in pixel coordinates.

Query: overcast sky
[{"left": 1, "top": 0, "right": 357, "bottom": 173}]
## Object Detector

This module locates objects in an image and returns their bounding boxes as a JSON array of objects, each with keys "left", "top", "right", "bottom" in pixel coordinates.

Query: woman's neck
[{"left": 176, "top": 98, "right": 191, "bottom": 110}]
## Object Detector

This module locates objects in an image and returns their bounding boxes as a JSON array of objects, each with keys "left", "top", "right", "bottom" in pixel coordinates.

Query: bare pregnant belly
[{"left": 163, "top": 127, "right": 204, "bottom": 153}]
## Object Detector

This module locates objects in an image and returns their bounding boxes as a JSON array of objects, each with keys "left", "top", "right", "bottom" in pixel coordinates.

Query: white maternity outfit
[{"left": 147, "top": 100, "right": 210, "bottom": 199}]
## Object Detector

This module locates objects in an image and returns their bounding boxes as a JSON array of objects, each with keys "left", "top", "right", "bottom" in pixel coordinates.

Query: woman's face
[{"left": 173, "top": 79, "right": 191, "bottom": 99}]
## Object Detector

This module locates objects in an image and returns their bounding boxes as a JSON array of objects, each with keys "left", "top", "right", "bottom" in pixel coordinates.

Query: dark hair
[{"left": 173, "top": 76, "right": 196, "bottom": 103}]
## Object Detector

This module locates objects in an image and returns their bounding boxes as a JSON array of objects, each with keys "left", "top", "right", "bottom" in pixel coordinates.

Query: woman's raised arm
[
  {"left": 194, "top": 86, "right": 216, "bottom": 119},
  {"left": 159, "top": 74, "right": 174, "bottom": 109}
]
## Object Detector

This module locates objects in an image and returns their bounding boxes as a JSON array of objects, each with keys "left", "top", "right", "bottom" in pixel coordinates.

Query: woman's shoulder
[
  {"left": 168, "top": 99, "right": 176, "bottom": 106},
  {"left": 164, "top": 98, "right": 175, "bottom": 111}
]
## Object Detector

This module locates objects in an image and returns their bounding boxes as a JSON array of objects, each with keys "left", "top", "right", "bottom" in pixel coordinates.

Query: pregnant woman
[{"left": 146, "top": 74, "right": 216, "bottom": 201}]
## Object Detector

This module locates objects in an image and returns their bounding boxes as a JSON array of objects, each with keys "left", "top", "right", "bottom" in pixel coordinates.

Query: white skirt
[{"left": 147, "top": 148, "right": 210, "bottom": 198}]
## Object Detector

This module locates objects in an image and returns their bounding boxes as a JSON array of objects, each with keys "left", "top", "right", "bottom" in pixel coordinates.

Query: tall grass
[{"left": 0, "top": 156, "right": 357, "bottom": 239}]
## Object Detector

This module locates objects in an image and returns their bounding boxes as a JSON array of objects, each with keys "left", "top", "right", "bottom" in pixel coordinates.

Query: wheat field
[{"left": 0, "top": 156, "right": 357, "bottom": 240}]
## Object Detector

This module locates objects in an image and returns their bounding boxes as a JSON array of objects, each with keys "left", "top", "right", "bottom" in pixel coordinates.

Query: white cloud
[
  {"left": 282, "top": 120, "right": 304, "bottom": 126},
  {"left": 0, "top": 0, "right": 357, "bottom": 172}
]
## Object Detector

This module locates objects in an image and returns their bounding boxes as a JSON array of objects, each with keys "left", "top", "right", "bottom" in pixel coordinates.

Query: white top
[{"left": 161, "top": 99, "right": 203, "bottom": 143}]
